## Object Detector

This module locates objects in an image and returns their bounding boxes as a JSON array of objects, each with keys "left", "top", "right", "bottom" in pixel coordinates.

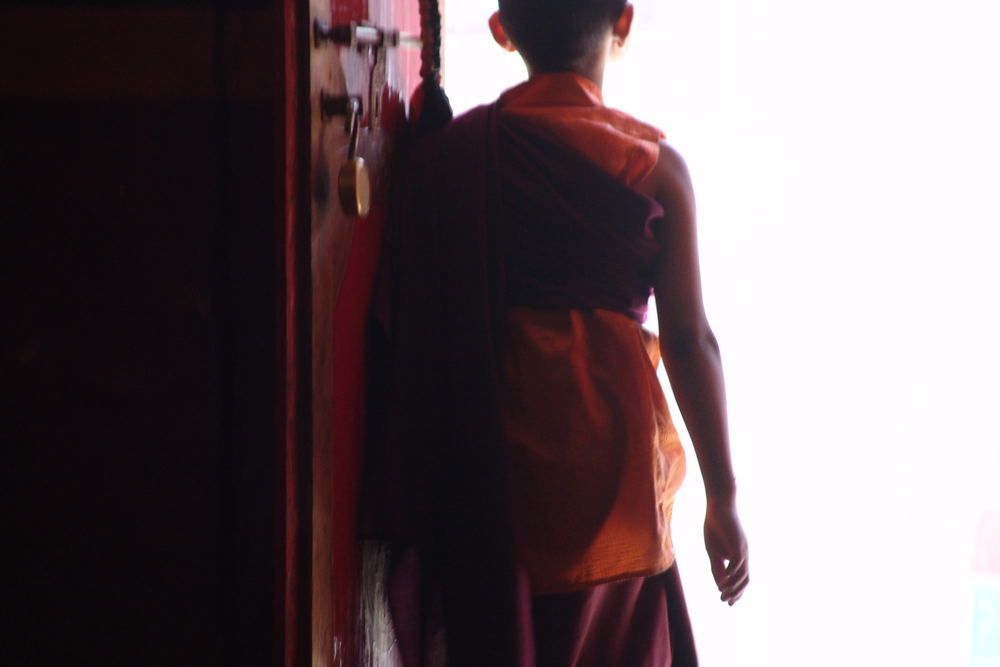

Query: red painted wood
[
  {"left": 331, "top": 0, "right": 368, "bottom": 23},
  {"left": 321, "top": 0, "right": 421, "bottom": 664},
  {"left": 329, "top": 200, "right": 388, "bottom": 663}
]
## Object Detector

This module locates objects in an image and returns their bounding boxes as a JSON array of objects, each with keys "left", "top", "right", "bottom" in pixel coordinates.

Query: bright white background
[{"left": 442, "top": 1, "right": 1000, "bottom": 664}]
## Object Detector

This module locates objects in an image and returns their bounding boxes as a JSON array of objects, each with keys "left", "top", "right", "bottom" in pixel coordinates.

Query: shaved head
[{"left": 498, "top": 0, "right": 628, "bottom": 72}]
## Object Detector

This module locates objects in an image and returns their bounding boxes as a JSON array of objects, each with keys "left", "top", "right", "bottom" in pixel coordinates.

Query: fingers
[
  {"left": 716, "top": 561, "right": 750, "bottom": 607},
  {"left": 717, "top": 554, "right": 746, "bottom": 587},
  {"left": 709, "top": 553, "right": 727, "bottom": 584},
  {"left": 703, "top": 506, "right": 749, "bottom": 605},
  {"left": 714, "top": 554, "right": 749, "bottom": 605}
]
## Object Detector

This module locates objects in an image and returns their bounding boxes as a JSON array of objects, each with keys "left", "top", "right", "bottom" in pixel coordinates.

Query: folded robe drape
[
  {"left": 363, "top": 104, "right": 532, "bottom": 667},
  {"left": 362, "top": 100, "right": 689, "bottom": 666}
]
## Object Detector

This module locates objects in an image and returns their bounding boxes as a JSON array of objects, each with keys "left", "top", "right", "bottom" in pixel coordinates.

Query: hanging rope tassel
[{"left": 412, "top": 0, "right": 453, "bottom": 135}]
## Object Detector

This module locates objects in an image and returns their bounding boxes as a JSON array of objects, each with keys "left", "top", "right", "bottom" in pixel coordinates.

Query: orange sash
[{"left": 496, "top": 74, "right": 685, "bottom": 594}]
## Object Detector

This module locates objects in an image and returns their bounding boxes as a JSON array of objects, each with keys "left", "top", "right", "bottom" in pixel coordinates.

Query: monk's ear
[
  {"left": 612, "top": 3, "right": 634, "bottom": 46},
  {"left": 488, "top": 11, "right": 517, "bottom": 52}
]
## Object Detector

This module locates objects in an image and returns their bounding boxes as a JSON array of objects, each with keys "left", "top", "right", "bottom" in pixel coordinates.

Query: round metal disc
[{"left": 338, "top": 157, "right": 371, "bottom": 217}]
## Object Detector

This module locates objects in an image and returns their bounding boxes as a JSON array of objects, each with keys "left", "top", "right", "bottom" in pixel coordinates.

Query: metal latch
[
  {"left": 313, "top": 20, "right": 420, "bottom": 50},
  {"left": 320, "top": 93, "right": 361, "bottom": 133},
  {"left": 319, "top": 94, "right": 370, "bottom": 217}
]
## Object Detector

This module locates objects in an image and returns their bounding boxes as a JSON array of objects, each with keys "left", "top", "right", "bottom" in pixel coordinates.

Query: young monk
[{"left": 364, "top": 1, "right": 748, "bottom": 665}]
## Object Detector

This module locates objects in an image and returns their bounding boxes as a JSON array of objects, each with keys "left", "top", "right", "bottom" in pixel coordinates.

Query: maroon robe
[{"left": 362, "top": 103, "right": 697, "bottom": 666}]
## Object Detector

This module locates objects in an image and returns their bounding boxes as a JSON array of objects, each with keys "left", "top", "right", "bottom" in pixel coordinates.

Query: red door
[{"left": 281, "top": 1, "right": 420, "bottom": 665}]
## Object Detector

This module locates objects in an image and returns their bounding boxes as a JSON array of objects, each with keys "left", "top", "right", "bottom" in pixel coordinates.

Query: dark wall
[{"left": 2, "top": 4, "right": 280, "bottom": 664}]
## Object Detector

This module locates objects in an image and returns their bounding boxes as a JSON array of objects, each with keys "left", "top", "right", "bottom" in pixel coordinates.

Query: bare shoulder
[{"left": 637, "top": 140, "right": 695, "bottom": 210}]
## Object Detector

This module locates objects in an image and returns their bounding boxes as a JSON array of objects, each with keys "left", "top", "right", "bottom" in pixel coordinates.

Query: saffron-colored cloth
[
  {"left": 501, "top": 309, "right": 686, "bottom": 594},
  {"left": 496, "top": 73, "right": 685, "bottom": 594}
]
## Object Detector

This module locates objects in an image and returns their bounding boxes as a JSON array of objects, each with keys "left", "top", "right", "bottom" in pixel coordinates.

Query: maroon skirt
[
  {"left": 387, "top": 548, "right": 697, "bottom": 667},
  {"left": 531, "top": 565, "right": 698, "bottom": 667}
]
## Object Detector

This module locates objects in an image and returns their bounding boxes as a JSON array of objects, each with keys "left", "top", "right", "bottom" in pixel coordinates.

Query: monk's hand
[{"left": 704, "top": 501, "right": 749, "bottom": 606}]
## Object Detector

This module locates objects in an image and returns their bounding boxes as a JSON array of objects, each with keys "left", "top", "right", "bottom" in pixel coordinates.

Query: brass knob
[{"left": 338, "top": 156, "right": 370, "bottom": 217}]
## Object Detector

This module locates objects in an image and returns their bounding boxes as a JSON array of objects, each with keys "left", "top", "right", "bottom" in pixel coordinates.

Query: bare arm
[{"left": 645, "top": 142, "right": 749, "bottom": 605}]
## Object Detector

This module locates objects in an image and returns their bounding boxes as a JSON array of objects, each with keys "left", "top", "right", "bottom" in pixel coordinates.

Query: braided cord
[{"left": 418, "top": 0, "right": 443, "bottom": 82}]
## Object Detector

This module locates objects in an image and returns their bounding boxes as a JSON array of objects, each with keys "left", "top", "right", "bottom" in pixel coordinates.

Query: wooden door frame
[{"left": 279, "top": 0, "right": 314, "bottom": 665}]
